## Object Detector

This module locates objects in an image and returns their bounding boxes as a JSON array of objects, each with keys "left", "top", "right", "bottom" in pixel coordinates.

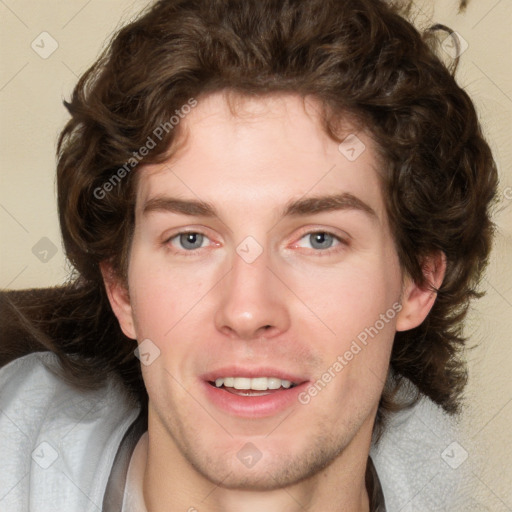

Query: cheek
[
  {"left": 287, "top": 250, "right": 402, "bottom": 405},
  {"left": 291, "top": 255, "right": 402, "bottom": 341},
  {"left": 127, "top": 247, "right": 219, "bottom": 341}
]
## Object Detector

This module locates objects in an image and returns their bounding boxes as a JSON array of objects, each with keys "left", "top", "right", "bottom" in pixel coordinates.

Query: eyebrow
[{"left": 142, "top": 192, "right": 378, "bottom": 221}]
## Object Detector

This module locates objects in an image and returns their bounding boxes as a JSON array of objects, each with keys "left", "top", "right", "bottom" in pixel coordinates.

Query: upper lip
[{"left": 201, "top": 366, "right": 309, "bottom": 385}]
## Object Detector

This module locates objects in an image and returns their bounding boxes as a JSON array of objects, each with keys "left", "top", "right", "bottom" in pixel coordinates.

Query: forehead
[{"left": 135, "top": 91, "right": 386, "bottom": 222}]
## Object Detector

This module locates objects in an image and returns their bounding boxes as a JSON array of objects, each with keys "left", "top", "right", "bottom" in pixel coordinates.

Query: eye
[
  {"left": 168, "top": 232, "right": 210, "bottom": 251},
  {"left": 294, "top": 230, "right": 347, "bottom": 253}
]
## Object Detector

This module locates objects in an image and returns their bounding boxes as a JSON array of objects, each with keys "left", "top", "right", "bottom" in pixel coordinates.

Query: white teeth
[
  {"left": 213, "top": 377, "right": 295, "bottom": 390},
  {"left": 251, "top": 377, "right": 270, "bottom": 390},
  {"left": 267, "top": 378, "right": 282, "bottom": 390},
  {"left": 233, "top": 377, "right": 251, "bottom": 389}
]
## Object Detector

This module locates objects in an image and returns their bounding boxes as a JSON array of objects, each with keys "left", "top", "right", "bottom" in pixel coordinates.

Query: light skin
[{"left": 102, "top": 91, "right": 445, "bottom": 512}]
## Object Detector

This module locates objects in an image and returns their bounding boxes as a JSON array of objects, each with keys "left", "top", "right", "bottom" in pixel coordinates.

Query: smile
[
  {"left": 201, "top": 368, "right": 309, "bottom": 418},
  {"left": 212, "top": 376, "right": 297, "bottom": 390}
]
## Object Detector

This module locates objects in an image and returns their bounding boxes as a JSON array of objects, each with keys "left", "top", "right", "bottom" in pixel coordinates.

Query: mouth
[
  {"left": 201, "top": 367, "right": 309, "bottom": 418},
  {"left": 208, "top": 376, "right": 299, "bottom": 397}
]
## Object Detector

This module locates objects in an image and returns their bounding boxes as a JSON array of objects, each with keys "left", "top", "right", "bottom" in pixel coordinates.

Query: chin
[{"left": 186, "top": 435, "right": 346, "bottom": 492}]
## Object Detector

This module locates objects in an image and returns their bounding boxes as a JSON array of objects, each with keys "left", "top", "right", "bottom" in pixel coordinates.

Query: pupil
[
  {"left": 311, "top": 232, "right": 332, "bottom": 249},
  {"left": 181, "top": 233, "right": 202, "bottom": 249}
]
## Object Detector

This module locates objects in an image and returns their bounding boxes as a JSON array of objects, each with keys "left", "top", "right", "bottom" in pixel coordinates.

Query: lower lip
[{"left": 200, "top": 380, "right": 309, "bottom": 418}]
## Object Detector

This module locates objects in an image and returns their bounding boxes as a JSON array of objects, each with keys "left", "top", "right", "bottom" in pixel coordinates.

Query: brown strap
[
  {"left": 102, "top": 410, "right": 147, "bottom": 511},
  {"left": 366, "top": 455, "right": 387, "bottom": 512}
]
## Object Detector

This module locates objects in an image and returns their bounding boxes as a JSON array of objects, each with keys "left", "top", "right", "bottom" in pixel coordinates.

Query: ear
[
  {"left": 395, "top": 251, "right": 447, "bottom": 332},
  {"left": 100, "top": 261, "right": 137, "bottom": 340}
]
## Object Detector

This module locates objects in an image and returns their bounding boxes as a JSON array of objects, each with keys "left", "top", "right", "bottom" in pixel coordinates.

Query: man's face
[{"left": 115, "top": 92, "right": 407, "bottom": 490}]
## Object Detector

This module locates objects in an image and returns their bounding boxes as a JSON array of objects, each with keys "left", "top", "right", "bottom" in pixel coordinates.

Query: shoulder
[
  {"left": 0, "top": 351, "right": 141, "bottom": 511},
  {"left": 370, "top": 394, "right": 474, "bottom": 511}
]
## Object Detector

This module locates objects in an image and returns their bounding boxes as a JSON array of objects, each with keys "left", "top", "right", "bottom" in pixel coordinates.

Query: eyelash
[
  {"left": 292, "top": 229, "right": 348, "bottom": 256},
  {"left": 164, "top": 229, "right": 349, "bottom": 257},
  {"left": 164, "top": 230, "right": 215, "bottom": 257}
]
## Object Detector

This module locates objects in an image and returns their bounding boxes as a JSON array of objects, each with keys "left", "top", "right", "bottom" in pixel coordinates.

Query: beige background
[{"left": 1, "top": 0, "right": 511, "bottom": 507}]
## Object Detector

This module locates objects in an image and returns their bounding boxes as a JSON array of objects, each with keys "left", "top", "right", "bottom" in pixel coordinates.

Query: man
[{"left": 0, "top": 0, "right": 497, "bottom": 511}]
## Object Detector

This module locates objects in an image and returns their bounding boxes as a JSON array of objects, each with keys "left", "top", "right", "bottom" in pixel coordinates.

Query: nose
[{"left": 214, "top": 244, "right": 291, "bottom": 341}]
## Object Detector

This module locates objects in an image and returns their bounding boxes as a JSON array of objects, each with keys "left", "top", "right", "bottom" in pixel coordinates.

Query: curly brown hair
[{"left": 1, "top": 0, "right": 497, "bottom": 440}]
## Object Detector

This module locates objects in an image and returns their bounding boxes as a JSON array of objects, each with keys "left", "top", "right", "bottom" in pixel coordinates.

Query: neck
[{"left": 140, "top": 407, "right": 374, "bottom": 512}]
